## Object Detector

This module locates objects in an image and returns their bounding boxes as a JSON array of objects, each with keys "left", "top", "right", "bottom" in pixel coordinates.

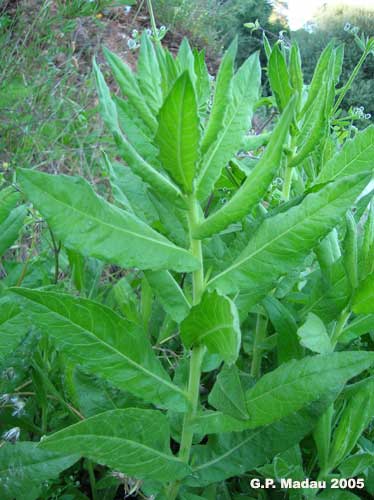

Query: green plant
[{"left": 2, "top": 30, "right": 374, "bottom": 500}]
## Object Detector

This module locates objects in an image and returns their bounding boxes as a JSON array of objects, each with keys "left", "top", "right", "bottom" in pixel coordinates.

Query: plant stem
[
  {"left": 86, "top": 460, "right": 98, "bottom": 500},
  {"left": 146, "top": 0, "right": 158, "bottom": 39},
  {"left": 282, "top": 165, "right": 293, "bottom": 202},
  {"left": 331, "top": 308, "right": 351, "bottom": 349},
  {"left": 251, "top": 314, "right": 268, "bottom": 378},
  {"left": 166, "top": 197, "right": 205, "bottom": 500},
  {"left": 333, "top": 48, "right": 369, "bottom": 114}
]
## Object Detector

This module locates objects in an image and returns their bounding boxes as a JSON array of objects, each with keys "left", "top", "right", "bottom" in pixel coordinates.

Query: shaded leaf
[
  {"left": 10, "top": 288, "right": 187, "bottom": 410},
  {"left": 40, "top": 409, "right": 190, "bottom": 483},
  {"left": 0, "top": 442, "right": 77, "bottom": 500}
]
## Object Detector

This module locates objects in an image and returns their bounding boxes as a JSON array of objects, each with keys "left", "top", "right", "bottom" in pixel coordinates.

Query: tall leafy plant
[{"left": 2, "top": 32, "right": 374, "bottom": 499}]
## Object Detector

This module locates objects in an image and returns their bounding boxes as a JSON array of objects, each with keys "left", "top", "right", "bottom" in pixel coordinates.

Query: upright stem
[
  {"left": 333, "top": 48, "right": 369, "bottom": 115},
  {"left": 282, "top": 165, "right": 293, "bottom": 202},
  {"left": 166, "top": 196, "right": 205, "bottom": 500},
  {"left": 146, "top": 0, "right": 158, "bottom": 39}
]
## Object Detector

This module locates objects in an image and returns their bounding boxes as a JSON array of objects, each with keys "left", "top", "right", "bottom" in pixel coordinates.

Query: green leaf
[
  {"left": 268, "top": 44, "right": 293, "bottom": 111},
  {"left": 317, "top": 491, "right": 360, "bottom": 500},
  {"left": 0, "top": 442, "right": 78, "bottom": 500},
  {"left": 340, "top": 314, "right": 374, "bottom": 343},
  {"left": 196, "top": 52, "right": 261, "bottom": 201},
  {"left": 93, "top": 58, "right": 183, "bottom": 203},
  {"left": 145, "top": 270, "right": 191, "bottom": 323},
  {"left": 193, "top": 48, "right": 211, "bottom": 113},
  {"left": 301, "top": 258, "right": 350, "bottom": 323},
  {"left": 103, "top": 47, "right": 157, "bottom": 133},
  {"left": 194, "top": 97, "right": 295, "bottom": 239},
  {"left": 187, "top": 395, "right": 335, "bottom": 487},
  {"left": 208, "top": 364, "right": 250, "bottom": 420},
  {"left": 114, "top": 96, "right": 161, "bottom": 165},
  {"left": 0, "top": 297, "right": 30, "bottom": 365},
  {"left": 339, "top": 452, "right": 374, "bottom": 477},
  {"left": 297, "top": 313, "right": 332, "bottom": 354},
  {"left": 10, "top": 288, "right": 188, "bottom": 410},
  {"left": 352, "top": 272, "right": 374, "bottom": 314},
  {"left": 180, "top": 290, "right": 241, "bottom": 364},
  {"left": 317, "top": 126, "right": 374, "bottom": 183},
  {"left": 39, "top": 409, "right": 190, "bottom": 483},
  {"left": 289, "top": 82, "right": 330, "bottom": 168},
  {"left": 208, "top": 174, "right": 370, "bottom": 303},
  {"left": 302, "top": 42, "right": 334, "bottom": 116},
  {"left": 245, "top": 352, "right": 374, "bottom": 428},
  {"left": 0, "top": 186, "right": 26, "bottom": 257},
  {"left": 200, "top": 38, "right": 237, "bottom": 155},
  {"left": 328, "top": 378, "right": 374, "bottom": 470},
  {"left": 137, "top": 33, "right": 163, "bottom": 114},
  {"left": 105, "top": 158, "right": 159, "bottom": 225},
  {"left": 155, "top": 71, "right": 200, "bottom": 193},
  {"left": 17, "top": 168, "right": 199, "bottom": 273},
  {"left": 263, "top": 296, "right": 303, "bottom": 363},
  {"left": 289, "top": 42, "right": 303, "bottom": 95}
]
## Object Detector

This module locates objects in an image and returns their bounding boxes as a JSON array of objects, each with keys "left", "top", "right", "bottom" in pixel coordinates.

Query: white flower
[{"left": 2, "top": 427, "right": 20, "bottom": 444}]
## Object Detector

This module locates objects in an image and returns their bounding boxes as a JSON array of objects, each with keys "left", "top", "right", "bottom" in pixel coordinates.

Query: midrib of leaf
[
  {"left": 0, "top": 455, "right": 76, "bottom": 476},
  {"left": 198, "top": 323, "right": 233, "bottom": 341},
  {"left": 247, "top": 358, "right": 365, "bottom": 406},
  {"left": 192, "top": 427, "right": 264, "bottom": 472},
  {"left": 32, "top": 302, "right": 186, "bottom": 399},
  {"left": 302, "top": 274, "right": 347, "bottom": 315},
  {"left": 43, "top": 435, "right": 182, "bottom": 464},
  {"left": 209, "top": 185, "right": 358, "bottom": 287},
  {"left": 33, "top": 184, "right": 188, "bottom": 254},
  {"left": 324, "top": 135, "right": 374, "bottom": 180},
  {"left": 215, "top": 379, "right": 248, "bottom": 419},
  {"left": 176, "top": 77, "right": 189, "bottom": 188}
]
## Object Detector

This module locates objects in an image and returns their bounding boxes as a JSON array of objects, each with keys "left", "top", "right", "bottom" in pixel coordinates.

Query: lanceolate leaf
[
  {"left": 39, "top": 409, "right": 190, "bottom": 483},
  {"left": 137, "top": 32, "right": 163, "bottom": 114},
  {"left": 93, "top": 59, "right": 184, "bottom": 204},
  {"left": 352, "top": 272, "right": 374, "bottom": 314},
  {"left": 328, "top": 378, "right": 374, "bottom": 470},
  {"left": 17, "top": 168, "right": 199, "bottom": 272},
  {"left": 194, "top": 98, "right": 295, "bottom": 239},
  {"left": 301, "top": 258, "right": 350, "bottom": 323},
  {"left": 302, "top": 42, "right": 334, "bottom": 116},
  {"left": 145, "top": 270, "right": 191, "bottom": 323},
  {"left": 200, "top": 38, "right": 237, "bottom": 155},
  {"left": 317, "top": 126, "right": 374, "bottom": 183},
  {"left": 196, "top": 53, "right": 261, "bottom": 201},
  {"left": 263, "top": 296, "right": 303, "bottom": 363},
  {"left": 208, "top": 174, "right": 370, "bottom": 301},
  {"left": 0, "top": 186, "right": 26, "bottom": 256},
  {"left": 0, "top": 297, "right": 30, "bottom": 364},
  {"left": 11, "top": 289, "right": 188, "bottom": 410},
  {"left": 156, "top": 71, "right": 200, "bottom": 193},
  {"left": 0, "top": 204, "right": 26, "bottom": 257},
  {"left": 180, "top": 290, "right": 241, "bottom": 364},
  {"left": 268, "top": 44, "right": 293, "bottom": 111},
  {"left": 208, "top": 364, "right": 249, "bottom": 420},
  {"left": 244, "top": 352, "right": 374, "bottom": 428},
  {"left": 187, "top": 395, "right": 336, "bottom": 487},
  {"left": 0, "top": 442, "right": 78, "bottom": 500},
  {"left": 103, "top": 47, "right": 157, "bottom": 133}
]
